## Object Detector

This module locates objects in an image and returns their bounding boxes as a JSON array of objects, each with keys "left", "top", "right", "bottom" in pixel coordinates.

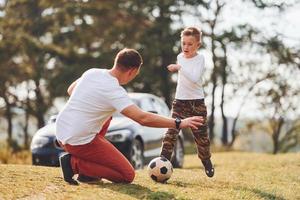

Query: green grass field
[{"left": 0, "top": 152, "right": 299, "bottom": 200}]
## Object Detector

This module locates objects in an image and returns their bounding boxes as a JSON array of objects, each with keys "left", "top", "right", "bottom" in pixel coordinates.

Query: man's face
[
  {"left": 181, "top": 35, "right": 200, "bottom": 58},
  {"left": 124, "top": 67, "right": 140, "bottom": 84}
]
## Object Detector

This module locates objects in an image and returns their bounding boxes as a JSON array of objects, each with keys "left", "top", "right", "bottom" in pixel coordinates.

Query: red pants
[{"left": 60, "top": 118, "right": 135, "bottom": 183}]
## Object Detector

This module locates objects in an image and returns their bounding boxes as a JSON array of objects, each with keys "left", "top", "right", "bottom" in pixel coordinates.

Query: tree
[
  {"left": 2, "top": 0, "right": 152, "bottom": 128},
  {"left": 192, "top": 0, "right": 259, "bottom": 144},
  {"left": 1, "top": 0, "right": 153, "bottom": 148},
  {"left": 254, "top": 36, "right": 300, "bottom": 153}
]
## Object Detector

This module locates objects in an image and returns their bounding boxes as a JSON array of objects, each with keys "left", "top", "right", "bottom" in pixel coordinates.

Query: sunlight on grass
[{"left": 0, "top": 152, "right": 299, "bottom": 200}]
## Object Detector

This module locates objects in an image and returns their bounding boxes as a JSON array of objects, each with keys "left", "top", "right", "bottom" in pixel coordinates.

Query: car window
[
  {"left": 152, "top": 98, "right": 170, "bottom": 116},
  {"left": 140, "top": 98, "right": 155, "bottom": 112},
  {"left": 132, "top": 99, "right": 140, "bottom": 108},
  {"left": 114, "top": 98, "right": 141, "bottom": 117}
]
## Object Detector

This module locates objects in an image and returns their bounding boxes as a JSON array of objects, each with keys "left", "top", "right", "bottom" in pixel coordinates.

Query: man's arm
[{"left": 121, "top": 104, "right": 203, "bottom": 129}]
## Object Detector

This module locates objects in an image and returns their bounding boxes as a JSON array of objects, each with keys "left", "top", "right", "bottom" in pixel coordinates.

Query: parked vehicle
[{"left": 31, "top": 93, "right": 185, "bottom": 169}]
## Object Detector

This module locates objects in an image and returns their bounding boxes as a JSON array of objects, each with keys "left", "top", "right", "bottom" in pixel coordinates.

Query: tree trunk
[
  {"left": 3, "top": 95, "right": 13, "bottom": 146},
  {"left": 220, "top": 46, "right": 228, "bottom": 145},
  {"left": 161, "top": 54, "right": 172, "bottom": 107},
  {"left": 33, "top": 79, "right": 46, "bottom": 128},
  {"left": 157, "top": 4, "right": 173, "bottom": 107},
  {"left": 229, "top": 117, "right": 238, "bottom": 147},
  {"left": 208, "top": 35, "right": 218, "bottom": 142},
  {"left": 208, "top": 76, "right": 217, "bottom": 142},
  {"left": 23, "top": 95, "right": 30, "bottom": 149},
  {"left": 272, "top": 117, "right": 284, "bottom": 154},
  {"left": 220, "top": 102, "right": 228, "bottom": 146}
]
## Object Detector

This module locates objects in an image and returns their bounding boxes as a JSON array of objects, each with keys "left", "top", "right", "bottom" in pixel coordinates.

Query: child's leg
[
  {"left": 190, "top": 101, "right": 211, "bottom": 160},
  {"left": 160, "top": 100, "right": 186, "bottom": 160},
  {"left": 160, "top": 128, "right": 180, "bottom": 160},
  {"left": 65, "top": 135, "right": 135, "bottom": 183},
  {"left": 191, "top": 128, "right": 211, "bottom": 161},
  {"left": 190, "top": 100, "right": 214, "bottom": 177}
]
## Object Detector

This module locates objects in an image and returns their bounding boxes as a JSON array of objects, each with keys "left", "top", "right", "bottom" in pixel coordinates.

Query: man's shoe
[
  {"left": 77, "top": 174, "right": 101, "bottom": 183},
  {"left": 59, "top": 153, "right": 78, "bottom": 185},
  {"left": 201, "top": 159, "right": 215, "bottom": 178}
]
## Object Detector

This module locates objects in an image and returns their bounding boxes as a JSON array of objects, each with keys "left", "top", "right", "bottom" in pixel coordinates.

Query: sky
[
  {"left": 182, "top": 0, "right": 300, "bottom": 46},
  {"left": 224, "top": 1, "right": 300, "bottom": 46}
]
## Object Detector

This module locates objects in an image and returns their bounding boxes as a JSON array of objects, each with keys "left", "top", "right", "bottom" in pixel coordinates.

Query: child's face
[{"left": 181, "top": 35, "right": 200, "bottom": 58}]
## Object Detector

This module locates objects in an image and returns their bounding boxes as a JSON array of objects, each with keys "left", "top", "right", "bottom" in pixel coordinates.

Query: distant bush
[{"left": 0, "top": 142, "right": 31, "bottom": 165}]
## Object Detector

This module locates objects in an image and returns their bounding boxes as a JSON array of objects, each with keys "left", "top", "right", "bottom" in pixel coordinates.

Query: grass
[{"left": 0, "top": 152, "right": 299, "bottom": 200}]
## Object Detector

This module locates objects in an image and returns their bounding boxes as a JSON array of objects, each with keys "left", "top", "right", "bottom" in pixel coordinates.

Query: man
[{"left": 56, "top": 48, "right": 204, "bottom": 185}]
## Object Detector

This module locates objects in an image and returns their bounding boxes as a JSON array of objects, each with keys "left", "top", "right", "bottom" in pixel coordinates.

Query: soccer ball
[{"left": 147, "top": 157, "right": 173, "bottom": 183}]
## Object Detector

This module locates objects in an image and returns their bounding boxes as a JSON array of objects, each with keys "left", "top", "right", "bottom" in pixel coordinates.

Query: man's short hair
[{"left": 114, "top": 48, "right": 143, "bottom": 71}]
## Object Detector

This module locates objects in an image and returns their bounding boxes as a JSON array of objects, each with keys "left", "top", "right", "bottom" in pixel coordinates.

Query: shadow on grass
[
  {"left": 98, "top": 182, "right": 180, "bottom": 200},
  {"left": 184, "top": 163, "right": 218, "bottom": 170},
  {"left": 168, "top": 180, "right": 199, "bottom": 188},
  {"left": 182, "top": 166, "right": 201, "bottom": 170},
  {"left": 235, "top": 186, "right": 286, "bottom": 200}
]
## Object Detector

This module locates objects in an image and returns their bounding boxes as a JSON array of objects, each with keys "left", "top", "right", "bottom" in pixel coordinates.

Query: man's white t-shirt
[
  {"left": 55, "top": 68, "right": 133, "bottom": 145},
  {"left": 175, "top": 53, "right": 205, "bottom": 100}
]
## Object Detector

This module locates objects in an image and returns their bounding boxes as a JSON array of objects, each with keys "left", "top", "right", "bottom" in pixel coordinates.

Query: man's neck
[{"left": 108, "top": 68, "right": 124, "bottom": 85}]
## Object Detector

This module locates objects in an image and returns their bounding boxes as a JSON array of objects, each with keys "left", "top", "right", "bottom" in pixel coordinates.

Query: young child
[{"left": 160, "top": 27, "right": 214, "bottom": 177}]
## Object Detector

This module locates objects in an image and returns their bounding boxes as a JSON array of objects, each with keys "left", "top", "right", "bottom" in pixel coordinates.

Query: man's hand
[
  {"left": 167, "top": 64, "right": 181, "bottom": 72},
  {"left": 180, "top": 116, "right": 204, "bottom": 129}
]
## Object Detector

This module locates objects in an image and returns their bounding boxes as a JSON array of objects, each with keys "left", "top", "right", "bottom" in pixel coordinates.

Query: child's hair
[
  {"left": 180, "top": 27, "right": 202, "bottom": 44},
  {"left": 114, "top": 48, "right": 143, "bottom": 71}
]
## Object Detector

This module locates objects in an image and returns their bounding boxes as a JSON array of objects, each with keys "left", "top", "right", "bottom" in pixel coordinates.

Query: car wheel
[
  {"left": 32, "top": 155, "right": 37, "bottom": 165},
  {"left": 130, "top": 139, "right": 144, "bottom": 170},
  {"left": 171, "top": 137, "right": 184, "bottom": 168}
]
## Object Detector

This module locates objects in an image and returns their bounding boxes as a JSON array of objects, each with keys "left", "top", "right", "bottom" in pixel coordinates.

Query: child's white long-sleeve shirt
[{"left": 175, "top": 53, "right": 205, "bottom": 100}]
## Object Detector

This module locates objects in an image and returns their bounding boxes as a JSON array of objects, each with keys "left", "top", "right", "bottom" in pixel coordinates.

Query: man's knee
[{"left": 124, "top": 168, "right": 135, "bottom": 183}]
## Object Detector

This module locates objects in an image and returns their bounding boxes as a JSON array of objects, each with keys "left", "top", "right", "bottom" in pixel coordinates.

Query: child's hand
[{"left": 167, "top": 64, "right": 181, "bottom": 72}]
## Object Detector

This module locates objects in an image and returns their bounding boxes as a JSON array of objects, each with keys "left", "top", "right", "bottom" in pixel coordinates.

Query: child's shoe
[{"left": 201, "top": 159, "right": 214, "bottom": 178}]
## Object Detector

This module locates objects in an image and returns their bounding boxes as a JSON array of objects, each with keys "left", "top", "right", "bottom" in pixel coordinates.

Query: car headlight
[
  {"left": 30, "top": 136, "right": 51, "bottom": 150},
  {"left": 105, "top": 129, "right": 131, "bottom": 142}
]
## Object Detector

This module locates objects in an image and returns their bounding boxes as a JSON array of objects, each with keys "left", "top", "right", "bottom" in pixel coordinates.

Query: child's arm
[{"left": 167, "top": 64, "right": 181, "bottom": 72}]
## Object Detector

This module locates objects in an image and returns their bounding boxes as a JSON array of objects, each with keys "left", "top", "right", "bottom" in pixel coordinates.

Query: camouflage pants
[{"left": 160, "top": 99, "right": 211, "bottom": 161}]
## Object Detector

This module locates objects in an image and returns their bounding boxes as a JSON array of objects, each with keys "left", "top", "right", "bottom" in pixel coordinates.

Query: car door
[
  {"left": 139, "top": 96, "right": 165, "bottom": 158},
  {"left": 151, "top": 96, "right": 170, "bottom": 138}
]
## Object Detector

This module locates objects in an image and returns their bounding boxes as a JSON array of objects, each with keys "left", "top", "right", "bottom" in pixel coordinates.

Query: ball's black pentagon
[
  {"left": 160, "top": 166, "right": 168, "bottom": 174},
  {"left": 149, "top": 161, "right": 156, "bottom": 169},
  {"left": 160, "top": 157, "right": 168, "bottom": 162},
  {"left": 151, "top": 175, "right": 157, "bottom": 182}
]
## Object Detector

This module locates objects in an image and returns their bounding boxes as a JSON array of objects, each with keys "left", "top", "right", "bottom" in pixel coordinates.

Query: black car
[{"left": 31, "top": 93, "right": 185, "bottom": 169}]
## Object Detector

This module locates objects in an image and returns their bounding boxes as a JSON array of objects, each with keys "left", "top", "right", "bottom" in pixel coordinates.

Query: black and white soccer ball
[{"left": 147, "top": 157, "right": 173, "bottom": 183}]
